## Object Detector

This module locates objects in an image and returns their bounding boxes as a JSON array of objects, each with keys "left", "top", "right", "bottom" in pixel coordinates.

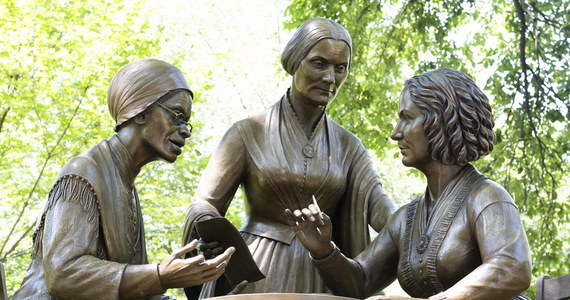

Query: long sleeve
[
  {"left": 351, "top": 145, "right": 396, "bottom": 232},
  {"left": 334, "top": 139, "right": 397, "bottom": 257},
  {"left": 367, "top": 183, "right": 396, "bottom": 232},
  {"left": 193, "top": 125, "right": 247, "bottom": 215},
  {"left": 443, "top": 201, "right": 532, "bottom": 300},
  {"left": 313, "top": 211, "right": 404, "bottom": 299},
  {"left": 183, "top": 125, "right": 247, "bottom": 244},
  {"left": 42, "top": 177, "right": 165, "bottom": 300}
]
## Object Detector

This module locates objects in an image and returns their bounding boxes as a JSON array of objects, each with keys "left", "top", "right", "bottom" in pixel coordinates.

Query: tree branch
[
  {"left": 0, "top": 221, "right": 35, "bottom": 262},
  {"left": 0, "top": 107, "right": 9, "bottom": 134},
  {"left": 0, "top": 89, "right": 87, "bottom": 257}
]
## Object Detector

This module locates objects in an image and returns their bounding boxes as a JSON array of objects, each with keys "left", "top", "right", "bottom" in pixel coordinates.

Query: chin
[
  {"left": 310, "top": 97, "right": 333, "bottom": 107},
  {"left": 400, "top": 158, "right": 413, "bottom": 167},
  {"left": 164, "top": 156, "right": 178, "bottom": 163},
  {"left": 159, "top": 150, "right": 179, "bottom": 163}
]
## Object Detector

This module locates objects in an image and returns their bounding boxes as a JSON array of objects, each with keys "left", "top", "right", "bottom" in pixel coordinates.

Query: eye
[
  {"left": 174, "top": 111, "right": 186, "bottom": 123},
  {"left": 335, "top": 65, "right": 347, "bottom": 73},
  {"left": 311, "top": 60, "right": 324, "bottom": 68}
]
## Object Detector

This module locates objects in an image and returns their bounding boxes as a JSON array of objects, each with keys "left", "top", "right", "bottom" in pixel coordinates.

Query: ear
[{"left": 133, "top": 113, "right": 147, "bottom": 125}]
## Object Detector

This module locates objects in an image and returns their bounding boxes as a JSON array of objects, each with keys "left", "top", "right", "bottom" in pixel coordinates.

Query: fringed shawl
[{"left": 33, "top": 135, "right": 146, "bottom": 264}]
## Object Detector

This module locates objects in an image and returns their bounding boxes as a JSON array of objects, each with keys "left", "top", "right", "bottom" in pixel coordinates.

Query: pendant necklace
[
  {"left": 288, "top": 100, "right": 322, "bottom": 200},
  {"left": 416, "top": 191, "right": 436, "bottom": 254}
]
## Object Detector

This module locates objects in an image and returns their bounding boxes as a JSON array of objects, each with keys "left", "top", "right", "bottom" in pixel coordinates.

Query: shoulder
[
  {"left": 327, "top": 118, "right": 363, "bottom": 145},
  {"left": 215, "top": 106, "right": 275, "bottom": 151},
  {"left": 326, "top": 117, "right": 369, "bottom": 160},
  {"left": 234, "top": 103, "right": 275, "bottom": 132},
  {"left": 59, "top": 146, "right": 102, "bottom": 179},
  {"left": 467, "top": 177, "right": 517, "bottom": 218},
  {"left": 385, "top": 201, "right": 416, "bottom": 237},
  {"left": 57, "top": 140, "right": 111, "bottom": 188}
]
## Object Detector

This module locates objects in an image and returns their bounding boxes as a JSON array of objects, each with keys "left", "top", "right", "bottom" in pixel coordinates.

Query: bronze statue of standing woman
[
  {"left": 183, "top": 18, "right": 396, "bottom": 298},
  {"left": 287, "top": 67, "right": 532, "bottom": 300}
]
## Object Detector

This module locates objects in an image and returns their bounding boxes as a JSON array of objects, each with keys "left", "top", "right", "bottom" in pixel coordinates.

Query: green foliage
[
  {"left": 2, "top": 0, "right": 568, "bottom": 298},
  {"left": 286, "top": 0, "right": 569, "bottom": 297},
  {"left": 0, "top": 0, "right": 165, "bottom": 296},
  {"left": 0, "top": 0, "right": 289, "bottom": 298}
]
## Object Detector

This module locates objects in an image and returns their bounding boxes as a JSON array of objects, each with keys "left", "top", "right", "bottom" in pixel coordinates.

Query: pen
[{"left": 312, "top": 195, "right": 325, "bottom": 226}]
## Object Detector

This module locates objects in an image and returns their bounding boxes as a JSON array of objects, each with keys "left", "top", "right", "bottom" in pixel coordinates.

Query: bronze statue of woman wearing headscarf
[
  {"left": 287, "top": 68, "right": 532, "bottom": 300},
  {"left": 183, "top": 18, "right": 396, "bottom": 298},
  {"left": 14, "top": 59, "right": 235, "bottom": 300}
]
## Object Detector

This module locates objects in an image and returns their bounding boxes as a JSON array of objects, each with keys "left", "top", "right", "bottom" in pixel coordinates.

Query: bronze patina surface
[
  {"left": 287, "top": 68, "right": 532, "bottom": 300},
  {"left": 14, "top": 59, "right": 235, "bottom": 300},
  {"left": 183, "top": 17, "right": 396, "bottom": 299}
]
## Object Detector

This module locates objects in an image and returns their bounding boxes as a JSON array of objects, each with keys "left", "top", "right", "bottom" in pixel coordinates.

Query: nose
[
  {"left": 390, "top": 122, "right": 402, "bottom": 141},
  {"left": 179, "top": 124, "right": 191, "bottom": 139},
  {"left": 323, "top": 67, "right": 335, "bottom": 84}
]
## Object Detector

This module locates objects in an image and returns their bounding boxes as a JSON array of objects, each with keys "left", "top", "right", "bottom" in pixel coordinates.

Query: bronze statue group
[{"left": 13, "top": 17, "right": 532, "bottom": 300}]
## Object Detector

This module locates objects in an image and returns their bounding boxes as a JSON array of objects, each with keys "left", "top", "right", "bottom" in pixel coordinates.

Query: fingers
[
  {"left": 293, "top": 209, "right": 303, "bottom": 219},
  {"left": 187, "top": 246, "right": 233, "bottom": 269},
  {"left": 164, "top": 240, "right": 199, "bottom": 265},
  {"left": 228, "top": 280, "right": 248, "bottom": 295},
  {"left": 173, "top": 239, "right": 199, "bottom": 258},
  {"left": 285, "top": 206, "right": 324, "bottom": 229},
  {"left": 301, "top": 208, "right": 315, "bottom": 222},
  {"left": 208, "top": 246, "right": 235, "bottom": 267},
  {"left": 308, "top": 203, "right": 320, "bottom": 215},
  {"left": 284, "top": 209, "right": 298, "bottom": 227},
  {"left": 198, "top": 240, "right": 219, "bottom": 251},
  {"left": 308, "top": 204, "right": 324, "bottom": 226},
  {"left": 202, "top": 247, "right": 224, "bottom": 259},
  {"left": 199, "top": 240, "right": 223, "bottom": 259},
  {"left": 159, "top": 244, "right": 233, "bottom": 288},
  {"left": 321, "top": 213, "right": 332, "bottom": 227},
  {"left": 299, "top": 206, "right": 322, "bottom": 225}
]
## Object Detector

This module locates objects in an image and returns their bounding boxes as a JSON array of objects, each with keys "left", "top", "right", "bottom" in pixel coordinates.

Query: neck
[
  {"left": 288, "top": 89, "right": 325, "bottom": 137},
  {"left": 420, "top": 162, "right": 464, "bottom": 200},
  {"left": 116, "top": 127, "right": 154, "bottom": 182}
]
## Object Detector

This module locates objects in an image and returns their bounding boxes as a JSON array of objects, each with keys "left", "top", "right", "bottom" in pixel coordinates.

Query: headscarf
[
  {"left": 107, "top": 58, "right": 192, "bottom": 131},
  {"left": 281, "top": 17, "right": 352, "bottom": 75}
]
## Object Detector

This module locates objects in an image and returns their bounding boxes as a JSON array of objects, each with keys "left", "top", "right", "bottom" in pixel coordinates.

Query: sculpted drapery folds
[
  {"left": 14, "top": 59, "right": 235, "bottom": 300},
  {"left": 183, "top": 17, "right": 396, "bottom": 299},
  {"left": 288, "top": 68, "right": 532, "bottom": 300}
]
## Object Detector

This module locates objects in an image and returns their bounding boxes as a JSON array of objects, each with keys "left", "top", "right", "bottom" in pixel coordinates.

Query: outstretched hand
[
  {"left": 285, "top": 205, "right": 334, "bottom": 259},
  {"left": 158, "top": 239, "right": 235, "bottom": 288}
]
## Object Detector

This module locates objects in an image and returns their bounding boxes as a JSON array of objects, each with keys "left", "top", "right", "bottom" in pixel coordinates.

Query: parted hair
[
  {"left": 404, "top": 67, "right": 495, "bottom": 165},
  {"left": 281, "top": 17, "right": 352, "bottom": 76}
]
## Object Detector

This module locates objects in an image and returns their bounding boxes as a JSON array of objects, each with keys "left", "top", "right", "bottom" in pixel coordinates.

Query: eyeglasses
[{"left": 156, "top": 102, "right": 193, "bottom": 133}]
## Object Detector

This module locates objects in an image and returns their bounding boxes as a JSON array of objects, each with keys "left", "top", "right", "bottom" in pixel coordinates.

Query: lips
[
  {"left": 169, "top": 139, "right": 185, "bottom": 154},
  {"left": 317, "top": 88, "right": 334, "bottom": 94}
]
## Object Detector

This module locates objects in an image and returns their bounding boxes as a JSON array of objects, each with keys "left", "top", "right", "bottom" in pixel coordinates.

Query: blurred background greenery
[{"left": 1, "top": 0, "right": 568, "bottom": 298}]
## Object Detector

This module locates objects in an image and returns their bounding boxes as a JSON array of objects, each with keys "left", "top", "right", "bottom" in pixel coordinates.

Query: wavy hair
[
  {"left": 281, "top": 17, "right": 352, "bottom": 75},
  {"left": 404, "top": 67, "right": 495, "bottom": 165}
]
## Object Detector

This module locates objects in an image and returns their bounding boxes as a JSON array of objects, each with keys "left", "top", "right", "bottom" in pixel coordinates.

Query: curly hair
[{"left": 403, "top": 67, "right": 495, "bottom": 165}]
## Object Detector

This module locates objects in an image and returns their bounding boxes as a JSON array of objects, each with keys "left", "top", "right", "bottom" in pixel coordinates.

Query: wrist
[
  {"left": 157, "top": 263, "right": 166, "bottom": 290},
  {"left": 309, "top": 241, "right": 335, "bottom": 259}
]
